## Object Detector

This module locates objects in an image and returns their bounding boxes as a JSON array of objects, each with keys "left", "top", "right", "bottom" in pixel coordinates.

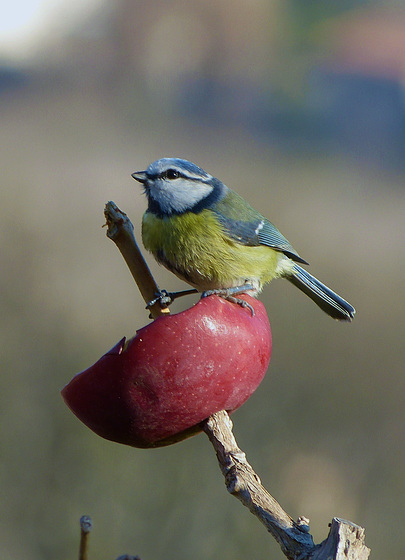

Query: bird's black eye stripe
[{"left": 163, "top": 169, "right": 180, "bottom": 180}]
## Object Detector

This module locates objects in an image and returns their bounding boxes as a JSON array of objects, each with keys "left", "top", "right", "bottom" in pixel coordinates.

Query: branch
[
  {"left": 310, "top": 518, "right": 370, "bottom": 560},
  {"left": 204, "top": 411, "right": 370, "bottom": 560},
  {"left": 104, "top": 201, "right": 169, "bottom": 320},
  {"left": 104, "top": 201, "right": 370, "bottom": 560},
  {"left": 79, "top": 515, "right": 92, "bottom": 560}
]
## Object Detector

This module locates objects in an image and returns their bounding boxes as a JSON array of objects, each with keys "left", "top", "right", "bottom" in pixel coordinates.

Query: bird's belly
[{"left": 142, "top": 211, "right": 281, "bottom": 292}]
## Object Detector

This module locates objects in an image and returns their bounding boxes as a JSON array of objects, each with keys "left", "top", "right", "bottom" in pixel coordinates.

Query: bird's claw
[
  {"left": 146, "top": 288, "right": 199, "bottom": 310},
  {"left": 201, "top": 287, "right": 255, "bottom": 316},
  {"left": 146, "top": 290, "right": 173, "bottom": 309},
  {"left": 226, "top": 295, "right": 255, "bottom": 316}
]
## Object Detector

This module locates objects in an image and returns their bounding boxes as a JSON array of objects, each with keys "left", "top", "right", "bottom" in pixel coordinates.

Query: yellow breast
[{"left": 142, "top": 210, "right": 280, "bottom": 291}]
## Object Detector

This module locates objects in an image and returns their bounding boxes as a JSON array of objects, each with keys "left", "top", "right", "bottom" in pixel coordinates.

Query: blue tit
[{"left": 132, "top": 158, "right": 355, "bottom": 321}]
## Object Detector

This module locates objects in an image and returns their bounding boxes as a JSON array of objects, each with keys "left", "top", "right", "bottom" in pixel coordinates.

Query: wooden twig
[
  {"left": 104, "top": 201, "right": 370, "bottom": 560},
  {"left": 104, "top": 201, "right": 169, "bottom": 320},
  {"left": 204, "top": 411, "right": 370, "bottom": 560},
  {"left": 79, "top": 515, "right": 92, "bottom": 560},
  {"left": 310, "top": 518, "right": 370, "bottom": 560}
]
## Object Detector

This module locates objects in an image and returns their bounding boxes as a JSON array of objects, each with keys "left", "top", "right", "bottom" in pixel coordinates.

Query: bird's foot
[
  {"left": 146, "top": 288, "right": 198, "bottom": 310},
  {"left": 201, "top": 285, "right": 255, "bottom": 316}
]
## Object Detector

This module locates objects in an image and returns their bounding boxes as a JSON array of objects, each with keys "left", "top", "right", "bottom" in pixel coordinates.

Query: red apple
[{"left": 62, "top": 294, "right": 271, "bottom": 448}]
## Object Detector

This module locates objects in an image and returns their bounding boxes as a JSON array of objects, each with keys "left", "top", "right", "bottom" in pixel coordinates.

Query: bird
[{"left": 132, "top": 158, "right": 355, "bottom": 321}]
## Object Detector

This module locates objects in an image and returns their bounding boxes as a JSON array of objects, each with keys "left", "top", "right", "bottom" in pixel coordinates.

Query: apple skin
[{"left": 61, "top": 295, "right": 271, "bottom": 448}]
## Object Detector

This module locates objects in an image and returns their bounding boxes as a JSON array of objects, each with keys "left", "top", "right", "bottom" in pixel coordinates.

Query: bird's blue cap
[{"left": 132, "top": 158, "right": 212, "bottom": 182}]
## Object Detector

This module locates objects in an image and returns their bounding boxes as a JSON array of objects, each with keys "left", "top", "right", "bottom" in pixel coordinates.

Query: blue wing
[{"left": 212, "top": 189, "right": 308, "bottom": 265}]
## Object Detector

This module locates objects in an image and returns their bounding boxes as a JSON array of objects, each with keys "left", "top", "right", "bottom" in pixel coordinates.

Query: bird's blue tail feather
[{"left": 287, "top": 264, "right": 355, "bottom": 321}]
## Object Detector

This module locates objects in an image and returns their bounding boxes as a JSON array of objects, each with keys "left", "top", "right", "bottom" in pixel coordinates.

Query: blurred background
[{"left": 1, "top": 1, "right": 404, "bottom": 558}]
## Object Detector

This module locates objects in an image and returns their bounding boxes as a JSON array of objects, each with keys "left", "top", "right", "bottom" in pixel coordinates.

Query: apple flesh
[{"left": 62, "top": 294, "right": 271, "bottom": 448}]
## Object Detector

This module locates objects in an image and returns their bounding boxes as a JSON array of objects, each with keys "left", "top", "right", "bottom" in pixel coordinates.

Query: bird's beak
[{"left": 131, "top": 171, "right": 147, "bottom": 184}]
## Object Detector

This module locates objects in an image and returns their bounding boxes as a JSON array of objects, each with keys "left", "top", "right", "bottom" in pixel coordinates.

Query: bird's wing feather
[
  {"left": 257, "top": 221, "right": 308, "bottom": 264},
  {"left": 212, "top": 190, "right": 308, "bottom": 264}
]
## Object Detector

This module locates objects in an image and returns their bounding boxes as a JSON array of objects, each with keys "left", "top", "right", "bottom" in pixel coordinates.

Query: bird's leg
[
  {"left": 146, "top": 288, "right": 199, "bottom": 310},
  {"left": 201, "top": 284, "right": 256, "bottom": 316}
]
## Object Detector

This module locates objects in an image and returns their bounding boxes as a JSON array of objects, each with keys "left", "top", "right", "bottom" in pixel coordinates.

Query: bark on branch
[{"left": 204, "top": 411, "right": 370, "bottom": 560}]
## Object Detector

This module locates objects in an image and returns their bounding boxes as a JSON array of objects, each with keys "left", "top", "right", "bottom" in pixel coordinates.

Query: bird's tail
[{"left": 286, "top": 264, "right": 355, "bottom": 321}]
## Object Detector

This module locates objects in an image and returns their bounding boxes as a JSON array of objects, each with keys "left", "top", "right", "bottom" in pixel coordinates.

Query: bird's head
[{"left": 132, "top": 158, "right": 226, "bottom": 217}]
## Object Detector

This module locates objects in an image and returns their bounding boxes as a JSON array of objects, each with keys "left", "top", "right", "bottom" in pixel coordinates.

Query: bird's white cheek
[
  {"left": 174, "top": 182, "right": 212, "bottom": 205},
  {"left": 148, "top": 178, "right": 213, "bottom": 214},
  {"left": 167, "top": 182, "right": 213, "bottom": 212}
]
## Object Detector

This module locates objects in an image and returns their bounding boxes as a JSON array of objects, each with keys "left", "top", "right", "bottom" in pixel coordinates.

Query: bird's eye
[{"left": 165, "top": 169, "right": 180, "bottom": 180}]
